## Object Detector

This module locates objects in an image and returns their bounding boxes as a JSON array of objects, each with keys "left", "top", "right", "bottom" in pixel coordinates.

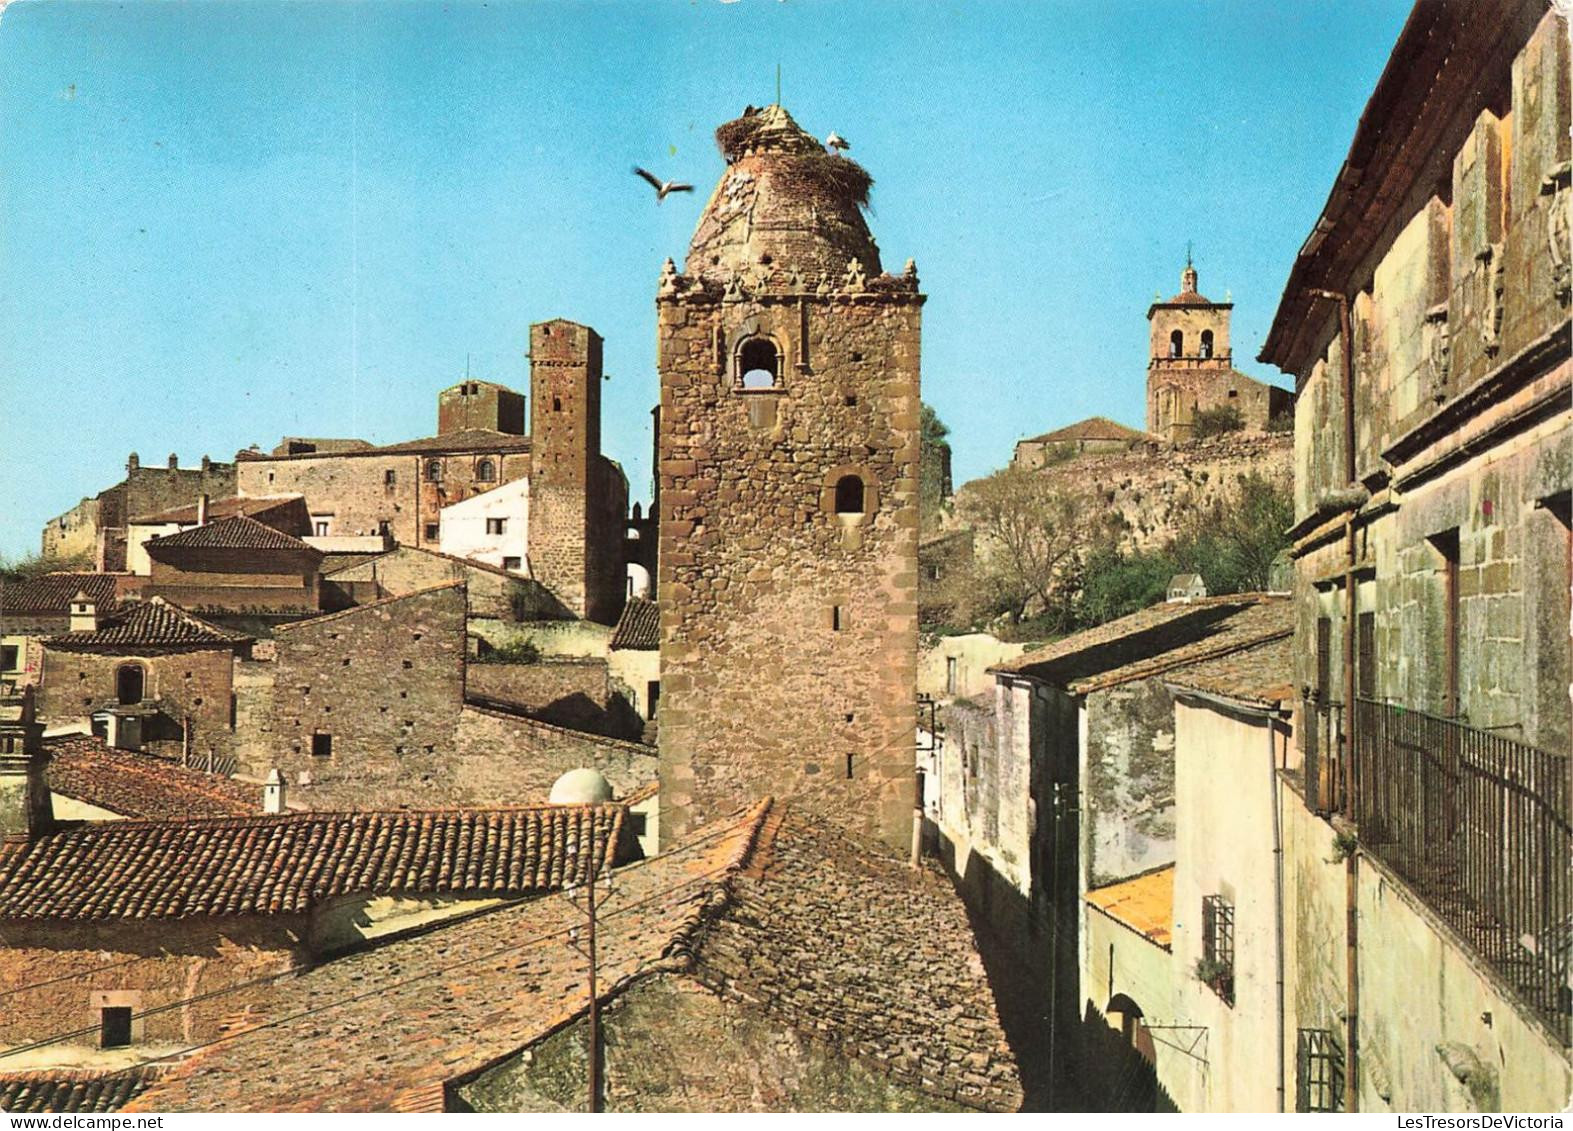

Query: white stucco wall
[
  {"left": 917, "top": 633, "right": 1033, "bottom": 702},
  {"left": 438, "top": 477, "right": 529, "bottom": 574},
  {"left": 1169, "top": 698, "right": 1288, "bottom": 1113}
]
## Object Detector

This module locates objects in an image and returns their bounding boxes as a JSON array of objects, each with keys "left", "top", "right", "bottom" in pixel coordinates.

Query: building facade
[
  {"left": 654, "top": 105, "right": 922, "bottom": 850},
  {"left": 1260, "top": 0, "right": 1571, "bottom": 1109}
]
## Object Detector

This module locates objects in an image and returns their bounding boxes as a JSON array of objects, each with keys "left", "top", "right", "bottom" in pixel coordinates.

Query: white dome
[{"left": 549, "top": 768, "right": 613, "bottom": 805}]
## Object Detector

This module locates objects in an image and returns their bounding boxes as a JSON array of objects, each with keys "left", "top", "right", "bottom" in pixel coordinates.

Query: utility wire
[{"left": 0, "top": 806, "right": 763, "bottom": 1068}]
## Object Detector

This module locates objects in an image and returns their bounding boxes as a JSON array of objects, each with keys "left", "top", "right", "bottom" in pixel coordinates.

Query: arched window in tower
[
  {"left": 1200, "top": 329, "right": 1214, "bottom": 359},
  {"left": 475, "top": 459, "right": 496, "bottom": 483},
  {"left": 834, "top": 474, "right": 865, "bottom": 515},
  {"left": 426, "top": 459, "right": 443, "bottom": 483},
  {"left": 738, "top": 338, "right": 780, "bottom": 390},
  {"left": 1170, "top": 329, "right": 1185, "bottom": 358}
]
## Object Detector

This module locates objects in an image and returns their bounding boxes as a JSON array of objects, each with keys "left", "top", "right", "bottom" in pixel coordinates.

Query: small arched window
[
  {"left": 1170, "top": 329, "right": 1184, "bottom": 358},
  {"left": 739, "top": 338, "right": 779, "bottom": 390},
  {"left": 116, "top": 664, "right": 144, "bottom": 706},
  {"left": 475, "top": 458, "right": 496, "bottom": 483},
  {"left": 426, "top": 459, "right": 443, "bottom": 483},
  {"left": 1199, "top": 329, "right": 1214, "bottom": 359},
  {"left": 834, "top": 474, "right": 865, "bottom": 515},
  {"left": 552, "top": 396, "right": 562, "bottom": 412}
]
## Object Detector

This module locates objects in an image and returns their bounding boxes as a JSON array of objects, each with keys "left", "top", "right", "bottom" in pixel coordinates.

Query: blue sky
[{"left": 0, "top": 0, "right": 1412, "bottom": 560}]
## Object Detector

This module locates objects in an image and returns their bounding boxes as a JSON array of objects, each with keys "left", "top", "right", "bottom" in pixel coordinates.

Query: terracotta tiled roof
[
  {"left": 0, "top": 1068, "right": 162, "bottom": 1113},
  {"left": 43, "top": 734, "right": 257, "bottom": 820},
  {"left": 609, "top": 597, "right": 659, "bottom": 650},
  {"left": 694, "top": 808, "right": 1025, "bottom": 1111},
  {"left": 0, "top": 804, "right": 623, "bottom": 920},
  {"left": 44, "top": 597, "right": 251, "bottom": 652},
  {"left": 1165, "top": 633, "right": 1296, "bottom": 708},
  {"left": 1022, "top": 416, "right": 1149, "bottom": 445},
  {"left": 130, "top": 494, "right": 303, "bottom": 525},
  {"left": 146, "top": 515, "right": 316, "bottom": 553},
  {"left": 124, "top": 802, "right": 768, "bottom": 1113},
  {"left": 1085, "top": 865, "right": 1174, "bottom": 949},
  {"left": 991, "top": 594, "right": 1292, "bottom": 693},
  {"left": 122, "top": 801, "right": 1024, "bottom": 1113},
  {"left": 0, "top": 573, "right": 120, "bottom": 616}
]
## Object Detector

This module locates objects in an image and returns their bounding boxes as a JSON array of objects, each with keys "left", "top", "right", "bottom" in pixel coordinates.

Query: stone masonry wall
[
  {"left": 262, "top": 585, "right": 467, "bottom": 790},
  {"left": 236, "top": 450, "right": 531, "bottom": 549},
  {"left": 0, "top": 917, "right": 304, "bottom": 1050},
  {"left": 657, "top": 285, "right": 922, "bottom": 851},
  {"left": 36, "top": 647, "right": 238, "bottom": 762}
]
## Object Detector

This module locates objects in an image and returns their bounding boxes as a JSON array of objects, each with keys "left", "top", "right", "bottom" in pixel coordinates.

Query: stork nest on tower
[{"left": 714, "top": 113, "right": 874, "bottom": 210}]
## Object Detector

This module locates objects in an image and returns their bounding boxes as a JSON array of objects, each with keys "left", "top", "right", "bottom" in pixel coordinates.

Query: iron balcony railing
[
  {"left": 1301, "top": 696, "right": 1346, "bottom": 817},
  {"left": 1351, "top": 698, "right": 1571, "bottom": 1046}
]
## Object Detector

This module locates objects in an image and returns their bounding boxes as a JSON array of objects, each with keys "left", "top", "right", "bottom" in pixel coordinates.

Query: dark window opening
[
  {"left": 384, "top": 469, "right": 397, "bottom": 486},
  {"left": 1169, "top": 329, "right": 1184, "bottom": 358},
  {"left": 1315, "top": 616, "right": 1332, "bottom": 703},
  {"left": 0, "top": 645, "right": 17, "bottom": 672},
  {"left": 100, "top": 1007, "right": 133, "bottom": 1049},
  {"left": 739, "top": 338, "right": 779, "bottom": 389},
  {"left": 552, "top": 396, "right": 562, "bottom": 412},
  {"left": 402, "top": 660, "right": 413, "bottom": 670},
  {"left": 831, "top": 605, "right": 844, "bottom": 631},
  {"left": 116, "top": 664, "right": 144, "bottom": 706},
  {"left": 845, "top": 753, "right": 855, "bottom": 779},
  {"left": 1357, "top": 611, "right": 1376, "bottom": 699},
  {"left": 476, "top": 459, "right": 496, "bottom": 483},
  {"left": 925, "top": 563, "right": 941, "bottom": 581},
  {"left": 486, "top": 517, "right": 507, "bottom": 535},
  {"left": 1431, "top": 529, "right": 1461, "bottom": 717},
  {"left": 1201, "top": 894, "right": 1235, "bottom": 1005},
  {"left": 851, "top": 351, "right": 863, "bottom": 362},
  {"left": 834, "top": 475, "right": 865, "bottom": 515},
  {"left": 315, "top": 521, "right": 329, "bottom": 537},
  {"left": 311, "top": 733, "right": 332, "bottom": 758},
  {"left": 1200, "top": 329, "right": 1214, "bottom": 359},
  {"left": 424, "top": 523, "right": 440, "bottom": 541},
  {"left": 1296, "top": 1029, "right": 1344, "bottom": 1112},
  {"left": 502, "top": 556, "right": 522, "bottom": 571},
  {"left": 844, "top": 394, "right": 858, "bottom": 407},
  {"left": 647, "top": 681, "right": 661, "bottom": 718},
  {"left": 426, "top": 459, "right": 443, "bottom": 483}
]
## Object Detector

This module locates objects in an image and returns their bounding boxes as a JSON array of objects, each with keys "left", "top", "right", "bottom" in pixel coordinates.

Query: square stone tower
[
  {"left": 438, "top": 379, "right": 526, "bottom": 436},
  {"left": 1146, "top": 259, "right": 1236, "bottom": 441},
  {"left": 655, "top": 105, "right": 922, "bottom": 851},
  {"left": 528, "top": 319, "right": 604, "bottom": 619}
]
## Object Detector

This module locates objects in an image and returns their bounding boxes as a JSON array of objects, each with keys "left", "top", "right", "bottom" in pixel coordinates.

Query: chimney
[
  {"left": 127, "top": 452, "right": 140, "bottom": 472},
  {"left": 0, "top": 688, "right": 53, "bottom": 840},
  {"left": 200, "top": 455, "right": 212, "bottom": 473},
  {"left": 68, "top": 589, "right": 100, "bottom": 633},
  {"left": 167, "top": 453, "right": 179, "bottom": 470},
  {"left": 262, "top": 768, "right": 286, "bottom": 815},
  {"left": 197, "top": 494, "right": 210, "bottom": 526}
]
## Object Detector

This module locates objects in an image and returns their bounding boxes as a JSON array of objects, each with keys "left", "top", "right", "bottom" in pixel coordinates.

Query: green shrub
[{"left": 1192, "top": 403, "right": 1244, "bottom": 439}]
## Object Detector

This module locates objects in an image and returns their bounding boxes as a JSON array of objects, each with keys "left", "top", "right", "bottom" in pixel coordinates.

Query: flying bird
[
  {"left": 633, "top": 166, "right": 694, "bottom": 202},
  {"left": 825, "top": 132, "right": 850, "bottom": 153}
]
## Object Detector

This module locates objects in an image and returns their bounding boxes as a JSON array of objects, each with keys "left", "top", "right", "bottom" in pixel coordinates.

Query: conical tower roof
[{"left": 685, "top": 105, "right": 881, "bottom": 286}]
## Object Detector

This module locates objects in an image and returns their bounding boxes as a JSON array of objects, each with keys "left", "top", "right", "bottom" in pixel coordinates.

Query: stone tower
[
  {"left": 528, "top": 319, "right": 604, "bottom": 619},
  {"left": 1146, "top": 259, "right": 1234, "bottom": 441},
  {"left": 438, "top": 379, "right": 526, "bottom": 436},
  {"left": 655, "top": 105, "right": 922, "bottom": 851}
]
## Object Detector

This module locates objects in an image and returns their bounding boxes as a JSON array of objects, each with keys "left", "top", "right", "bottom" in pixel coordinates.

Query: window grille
[
  {"left": 1295, "top": 1028, "right": 1343, "bottom": 1112},
  {"left": 1200, "top": 894, "right": 1235, "bottom": 1005}
]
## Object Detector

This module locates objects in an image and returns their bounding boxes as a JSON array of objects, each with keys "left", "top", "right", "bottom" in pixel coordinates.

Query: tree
[
  {"left": 955, "top": 465, "right": 1110, "bottom": 625},
  {"left": 919, "top": 402, "right": 954, "bottom": 522}
]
